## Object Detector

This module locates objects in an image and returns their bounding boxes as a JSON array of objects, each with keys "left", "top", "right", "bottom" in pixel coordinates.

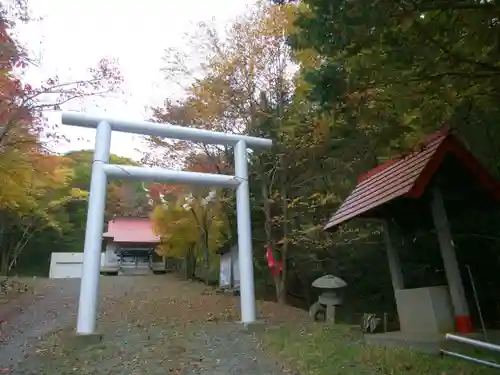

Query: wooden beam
[{"left": 382, "top": 220, "right": 405, "bottom": 291}]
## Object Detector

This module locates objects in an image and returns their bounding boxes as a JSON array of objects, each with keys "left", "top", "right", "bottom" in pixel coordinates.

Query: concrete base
[
  {"left": 63, "top": 332, "right": 103, "bottom": 350},
  {"left": 152, "top": 270, "right": 167, "bottom": 275},
  {"left": 119, "top": 267, "right": 152, "bottom": 276},
  {"left": 395, "top": 286, "right": 454, "bottom": 335},
  {"left": 365, "top": 331, "right": 445, "bottom": 354},
  {"left": 238, "top": 319, "right": 267, "bottom": 334},
  {"left": 100, "top": 271, "right": 119, "bottom": 276}
]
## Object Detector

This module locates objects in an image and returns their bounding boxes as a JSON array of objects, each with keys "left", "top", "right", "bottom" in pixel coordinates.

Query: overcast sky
[{"left": 14, "top": 0, "right": 256, "bottom": 160}]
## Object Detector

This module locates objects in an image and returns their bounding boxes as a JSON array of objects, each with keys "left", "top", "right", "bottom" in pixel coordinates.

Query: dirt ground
[
  {"left": 2, "top": 275, "right": 493, "bottom": 375},
  {"left": 0, "top": 275, "right": 307, "bottom": 374}
]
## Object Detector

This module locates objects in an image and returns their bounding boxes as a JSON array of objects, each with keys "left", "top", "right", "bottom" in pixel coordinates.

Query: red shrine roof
[
  {"left": 323, "top": 129, "right": 500, "bottom": 231},
  {"left": 103, "top": 217, "right": 160, "bottom": 244}
]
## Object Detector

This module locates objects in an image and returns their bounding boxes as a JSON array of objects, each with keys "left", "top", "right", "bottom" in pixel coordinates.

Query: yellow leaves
[
  {"left": 69, "top": 187, "right": 88, "bottom": 199},
  {"left": 309, "top": 115, "right": 331, "bottom": 142},
  {"left": 293, "top": 48, "right": 322, "bottom": 71},
  {"left": 152, "top": 204, "right": 198, "bottom": 257},
  {"left": 287, "top": 197, "right": 303, "bottom": 209},
  {"left": 0, "top": 148, "right": 79, "bottom": 232},
  {"left": 402, "top": 110, "right": 420, "bottom": 126},
  {"left": 151, "top": 192, "right": 228, "bottom": 259},
  {"left": 0, "top": 149, "right": 40, "bottom": 212}
]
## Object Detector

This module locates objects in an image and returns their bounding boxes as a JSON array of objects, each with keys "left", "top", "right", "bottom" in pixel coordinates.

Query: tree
[
  {"left": 269, "top": 0, "right": 500, "bottom": 318},
  {"left": 0, "top": 2, "right": 127, "bottom": 276},
  {"left": 138, "top": 0, "right": 500, "bottom": 322},
  {"left": 151, "top": 191, "right": 227, "bottom": 281},
  {"left": 0, "top": 154, "right": 88, "bottom": 275},
  {"left": 147, "top": 0, "right": 296, "bottom": 166},
  {"left": 65, "top": 150, "right": 150, "bottom": 219},
  {"left": 0, "top": 7, "right": 123, "bottom": 155},
  {"left": 0, "top": 7, "right": 124, "bottom": 274},
  {"left": 147, "top": 0, "right": 299, "bottom": 302},
  {"left": 288, "top": 0, "right": 500, "bottom": 169}
]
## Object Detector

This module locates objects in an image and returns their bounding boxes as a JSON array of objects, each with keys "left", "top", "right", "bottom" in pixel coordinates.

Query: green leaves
[
  {"left": 65, "top": 150, "right": 149, "bottom": 219},
  {"left": 292, "top": 0, "right": 500, "bottom": 140}
]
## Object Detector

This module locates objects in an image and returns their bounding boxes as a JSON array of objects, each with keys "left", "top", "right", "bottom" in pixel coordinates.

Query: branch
[
  {"left": 415, "top": 26, "right": 500, "bottom": 74},
  {"left": 201, "top": 144, "right": 223, "bottom": 174},
  {"left": 418, "top": 1, "right": 500, "bottom": 12},
  {"left": 8, "top": 224, "right": 36, "bottom": 272}
]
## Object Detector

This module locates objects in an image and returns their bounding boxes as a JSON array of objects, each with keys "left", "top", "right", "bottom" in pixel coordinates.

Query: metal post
[
  {"left": 234, "top": 140, "right": 256, "bottom": 324},
  {"left": 445, "top": 333, "right": 500, "bottom": 352},
  {"left": 466, "top": 265, "right": 488, "bottom": 341},
  {"left": 441, "top": 349, "right": 500, "bottom": 369},
  {"left": 76, "top": 121, "right": 111, "bottom": 335}
]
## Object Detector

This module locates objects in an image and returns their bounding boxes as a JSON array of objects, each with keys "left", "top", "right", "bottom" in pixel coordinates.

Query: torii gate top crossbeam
[{"left": 61, "top": 112, "right": 273, "bottom": 149}]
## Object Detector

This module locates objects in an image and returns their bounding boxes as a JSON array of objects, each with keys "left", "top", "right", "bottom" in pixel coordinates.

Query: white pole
[
  {"left": 76, "top": 121, "right": 111, "bottom": 335},
  {"left": 103, "top": 164, "right": 240, "bottom": 188},
  {"left": 234, "top": 140, "right": 256, "bottom": 324}
]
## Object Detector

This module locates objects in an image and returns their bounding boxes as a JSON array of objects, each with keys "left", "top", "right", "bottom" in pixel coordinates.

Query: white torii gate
[{"left": 61, "top": 112, "right": 273, "bottom": 335}]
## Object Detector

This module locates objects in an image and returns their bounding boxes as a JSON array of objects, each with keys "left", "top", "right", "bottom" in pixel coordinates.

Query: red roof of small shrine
[
  {"left": 323, "top": 130, "right": 500, "bottom": 231},
  {"left": 103, "top": 217, "right": 160, "bottom": 244}
]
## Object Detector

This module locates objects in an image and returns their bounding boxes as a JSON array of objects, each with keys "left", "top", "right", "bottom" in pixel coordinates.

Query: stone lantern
[{"left": 309, "top": 275, "right": 347, "bottom": 324}]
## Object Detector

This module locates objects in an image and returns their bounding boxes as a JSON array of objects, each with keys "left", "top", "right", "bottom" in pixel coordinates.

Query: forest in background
[{"left": 4, "top": 0, "right": 500, "bottom": 327}]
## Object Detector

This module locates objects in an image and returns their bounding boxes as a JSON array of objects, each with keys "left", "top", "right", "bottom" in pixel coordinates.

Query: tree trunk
[
  {"left": 0, "top": 249, "right": 9, "bottom": 276},
  {"left": 261, "top": 182, "right": 277, "bottom": 297},
  {"left": 274, "top": 274, "right": 286, "bottom": 304},
  {"left": 202, "top": 227, "right": 210, "bottom": 284},
  {"left": 184, "top": 244, "right": 197, "bottom": 280},
  {"left": 0, "top": 219, "right": 7, "bottom": 276},
  {"left": 277, "top": 158, "right": 289, "bottom": 305},
  {"left": 8, "top": 226, "right": 35, "bottom": 273}
]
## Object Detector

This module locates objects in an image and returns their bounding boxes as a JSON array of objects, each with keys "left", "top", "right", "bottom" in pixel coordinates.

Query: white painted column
[
  {"left": 234, "top": 140, "right": 257, "bottom": 324},
  {"left": 76, "top": 121, "right": 111, "bottom": 335},
  {"left": 382, "top": 221, "right": 404, "bottom": 291},
  {"left": 431, "top": 186, "right": 471, "bottom": 333}
]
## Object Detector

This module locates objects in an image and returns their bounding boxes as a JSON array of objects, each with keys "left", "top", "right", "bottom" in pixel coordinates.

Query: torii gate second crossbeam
[{"left": 61, "top": 112, "right": 273, "bottom": 336}]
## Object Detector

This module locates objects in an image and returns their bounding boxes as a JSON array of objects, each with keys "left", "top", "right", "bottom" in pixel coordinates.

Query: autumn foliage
[
  {"left": 152, "top": 190, "right": 227, "bottom": 281},
  {"left": 0, "top": 10, "right": 123, "bottom": 274},
  {"left": 146, "top": 0, "right": 296, "bottom": 299}
]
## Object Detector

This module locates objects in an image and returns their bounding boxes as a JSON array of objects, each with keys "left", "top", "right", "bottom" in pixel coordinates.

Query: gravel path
[
  {"left": 181, "top": 323, "right": 284, "bottom": 375},
  {"left": 0, "top": 276, "right": 294, "bottom": 374},
  {"left": 0, "top": 277, "right": 138, "bottom": 373},
  {"left": 0, "top": 279, "right": 80, "bottom": 370}
]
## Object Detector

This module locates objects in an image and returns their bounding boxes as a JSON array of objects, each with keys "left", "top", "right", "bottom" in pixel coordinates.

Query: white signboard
[{"left": 219, "top": 252, "right": 232, "bottom": 288}]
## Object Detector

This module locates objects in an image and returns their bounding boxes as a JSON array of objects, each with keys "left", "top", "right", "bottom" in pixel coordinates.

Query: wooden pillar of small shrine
[
  {"left": 431, "top": 185, "right": 472, "bottom": 333},
  {"left": 382, "top": 220, "right": 404, "bottom": 291}
]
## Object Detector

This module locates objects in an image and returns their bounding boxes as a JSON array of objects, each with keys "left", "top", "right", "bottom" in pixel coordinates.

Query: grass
[{"left": 261, "top": 323, "right": 497, "bottom": 375}]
